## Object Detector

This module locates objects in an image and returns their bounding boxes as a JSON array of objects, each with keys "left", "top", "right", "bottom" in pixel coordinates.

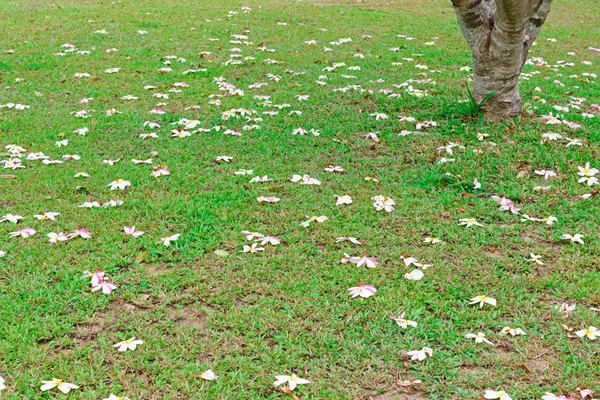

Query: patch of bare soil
[
  {"left": 71, "top": 301, "right": 136, "bottom": 346},
  {"left": 367, "top": 390, "right": 429, "bottom": 400},
  {"left": 166, "top": 306, "right": 207, "bottom": 329}
]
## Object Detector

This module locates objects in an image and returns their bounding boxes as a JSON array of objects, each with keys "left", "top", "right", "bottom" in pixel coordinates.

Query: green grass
[{"left": 0, "top": 0, "right": 599, "bottom": 399}]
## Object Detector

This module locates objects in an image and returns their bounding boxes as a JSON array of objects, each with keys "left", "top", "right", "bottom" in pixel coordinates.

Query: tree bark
[{"left": 451, "top": 0, "right": 553, "bottom": 121}]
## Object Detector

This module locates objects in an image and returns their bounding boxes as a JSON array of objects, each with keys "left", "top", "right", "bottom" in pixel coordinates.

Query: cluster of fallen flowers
[{"left": 0, "top": 3, "right": 599, "bottom": 399}]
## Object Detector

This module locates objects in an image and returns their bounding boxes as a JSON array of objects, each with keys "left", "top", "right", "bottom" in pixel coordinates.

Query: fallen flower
[
  {"left": 158, "top": 234, "right": 180, "bottom": 246},
  {"left": 68, "top": 228, "right": 92, "bottom": 239},
  {"left": 40, "top": 379, "right": 79, "bottom": 394},
  {"left": 348, "top": 283, "right": 377, "bottom": 298},
  {"left": 103, "top": 395, "right": 131, "bottom": 400},
  {"left": 335, "top": 194, "right": 353, "bottom": 206},
  {"left": 199, "top": 370, "right": 218, "bottom": 381},
  {"left": 336, "top": 236, "right": 361, "bottom": 245},
  {"left": 300, "top": 215, "right": 328, "bottom": 227},
  {"left": 257, "top": 195, "right": 280, "bottom": 203},
  {"left": 241, "top": 231, "right": 264, "bottom": 241},
  {"left": 542, "top": 393, "right": 574, "bottom": 400},
  {"left": 124, "top": 226, "right": 144, "bottom": 237},
  {"left": 1, "top": 213, "right": 23, "bottom": 223},
  {"left": 404, "top": 269, "right": 424, "bottom": 281},
  {"left": 501, "top": 327, "right": 526, "bottom": 336},
  {"left": 465, "top": 332, "right": 494, "bottom": 345},
  {"left": 405, "top": 347, "right": 433, "bottom": 361},
  {"left": 371, "top": 195, "right": 395, "bottom": 212},
  {"left": 491, "top": 195, "right": 520, "bottom": 214},
  {"left": 273, "top": 374, "right": 310, "bottom": 391},
  {"left": 469, "top": 295, "right": 496, "bottom": 308},
  {"left": 527, "top": 253, "right": 544, "bottom": 265},
  {"left": 349, "top": 253, "right": 377, "bottom": 268},
  {"left": 534, "top": 169, "right": 557, "bottom": 180},
  {"left": 392, "top": 312, "right": 417, "bottom": 329},
  {"left": 561, "top": 233, "right": 584, "bottom": 244},
  {"left": 242, "top": 243, "right": 264, "bottom": 253},
  {"left": 557, "top": 302, "right": 576, "bottom": 314},
  {"left": 484, "top": 390, "right": 512, "bottom": 400},
  {"left": 47, "top": 232, "right": 69, "bottom": 243},
  {"left": 108, "top": 179, "right": 131, "bottom": 190},
  {"left": 34, "top": 211, "right": 60, "bottom": 221},
  {"left": 113, "top": 337, "right": 144, "bottom": 352},
  {"left": 91, "top": 270, "right": 117, "bottom": 295},
  {"left": 575, "top": 326, "right": 598, "bottom": 340},
  {"left": 257, "top": 235, "right": 280, "bottom": 246},
  {"left": 459, "top": 218, "right": 483, "bottom": 227},
  {"left": 9, "top": 227, "right": 36, "bottom": 238}
]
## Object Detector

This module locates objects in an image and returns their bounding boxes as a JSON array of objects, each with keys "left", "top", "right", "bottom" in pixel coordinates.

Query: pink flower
[
  {"left": 577, "top": 388, "right": 593, "bottom": 399},
  {"left": 91, "top": 270, "right": 117, "bottom": 294},
  {"left": 491, "top": 195, "right": 520, "bottom": 214},
  {"left": 257, "top": 235, "right": 280, "bottom": 245},
  {"left": 151, "top": 165, "right": 170, "bottom": 177},
  {"left": 241, "top": 231, "right": 264, "bottom": 241},
  {"left": 102, "top": 198, "right": 124, "bottom": 208},
  {"left": 124, "top": 226, "right": 145, "bottom": 237},
  {"left": 364, "top": 131, "right": 380, "bottom": 142},
  {"left": 47, "top": 232, "right": 69, "bottom": 243},
  {"left": 158, "top": 234, "right": 180, "bottom": 246},
  {"left": 9, "top": 227, "right": 36, "bottom": 238},
  {"left": 68, "top": 228, "right": 92, "bottom": 239},
  {"left": 349, "top": 253, "right": 377, "bottom": 268},
  {"left": 348, "top": 283, "right": 377, "bottom": 298}
]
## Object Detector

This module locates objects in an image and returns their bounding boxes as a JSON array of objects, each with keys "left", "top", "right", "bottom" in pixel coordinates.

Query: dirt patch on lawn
[
  {"left": 367, "top": 390, "right": 429, "bottom": 399},
  {"left": 166, "top": 306, "right": 207, "bottom": 329}
]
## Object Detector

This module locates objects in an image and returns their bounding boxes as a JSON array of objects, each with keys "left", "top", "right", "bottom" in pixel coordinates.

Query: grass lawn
[{"left": 0, "top": 0, "right": 599, "bottom": 398}]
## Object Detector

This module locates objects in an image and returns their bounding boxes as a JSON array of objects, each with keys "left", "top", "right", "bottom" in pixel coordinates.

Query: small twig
[
  {"left": 532, "top": 350, "right": 550, "bottom": 360},
  {"left": 0, "top": 175, "right": 16, "bottom": 179}
]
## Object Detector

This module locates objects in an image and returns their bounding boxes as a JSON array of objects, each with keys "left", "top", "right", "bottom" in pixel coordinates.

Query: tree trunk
[{"left": 451, "top": 0, "right": 553, "bottom": 121}]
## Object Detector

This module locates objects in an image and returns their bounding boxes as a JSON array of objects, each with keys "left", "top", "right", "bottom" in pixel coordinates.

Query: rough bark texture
[{"left": 451, "top": 0, "right": 553, "bottom": 121}]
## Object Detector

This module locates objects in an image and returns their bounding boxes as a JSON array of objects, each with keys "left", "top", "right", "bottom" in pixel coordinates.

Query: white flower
[
  {"left": 158, "top": 234, "right": 180, "bottom": 246},
  {"left": 300, "top": 215, "right": 328, "bottom": 227},
  {"left": 575, "top": 326, "right": 599, "bottom": 340},
  {"left": 561, "top": 233, "right": 584, "bottom": 244},
  {"left": 405, "top": 347, "right": 433, "bottom": 361},
  {"left": 108, "top": 179, "right": 131, "bottom": 190},
  {"left": 200, "top": 370, "right": 218, "bottom": 381},
  {"left": 465, "top": 332, "right": 494, "bottom": 345},
  {"left": 40, "top": 379, "right": 80, "bottom": 394},
  {"left": 404, "top": 269, "right": 424, "bottom": 281},
  {"left": 484, "top": 390, "right": 512, "bottom": 400},
  {"left": 469, "top": 295, "right": 496, "bottom": 308},
  {"left": 371, "top": 195, "right": 395, "bottom": 212},
  {"left": 459, "top": 218, "right": 483, "bottom": 227},
  {"left": 241, "top": 243, "right": 264, "bottom": 253},
  {"left": 527, "top": 253, "right": 544, "bottom": 265},
  {"left": 0, "top": 214, "right": 23, "bottom": 224},
  {"left": 392, "top": 312, "right": 417, "bottom": 329},
  {"left": 501, "top": 327, "right": 526, "bottom": 336},
  {"left": 113, "top": 337, "right": 144, "bottom": 352},
  {"left": 273, "top": 374, "right": 310, "bottom": 391},
  {"left": 335, "top": 195, "right": 352, "bottom": 206},
  {"left": 577, "top": 162, "right": 598, "bottom": 177},
  {"left": 0, "top": 375, "right": 5, "bottom": 391},
  {"left": 103, "top": 395, "right": 130, "bottom": 400}
]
